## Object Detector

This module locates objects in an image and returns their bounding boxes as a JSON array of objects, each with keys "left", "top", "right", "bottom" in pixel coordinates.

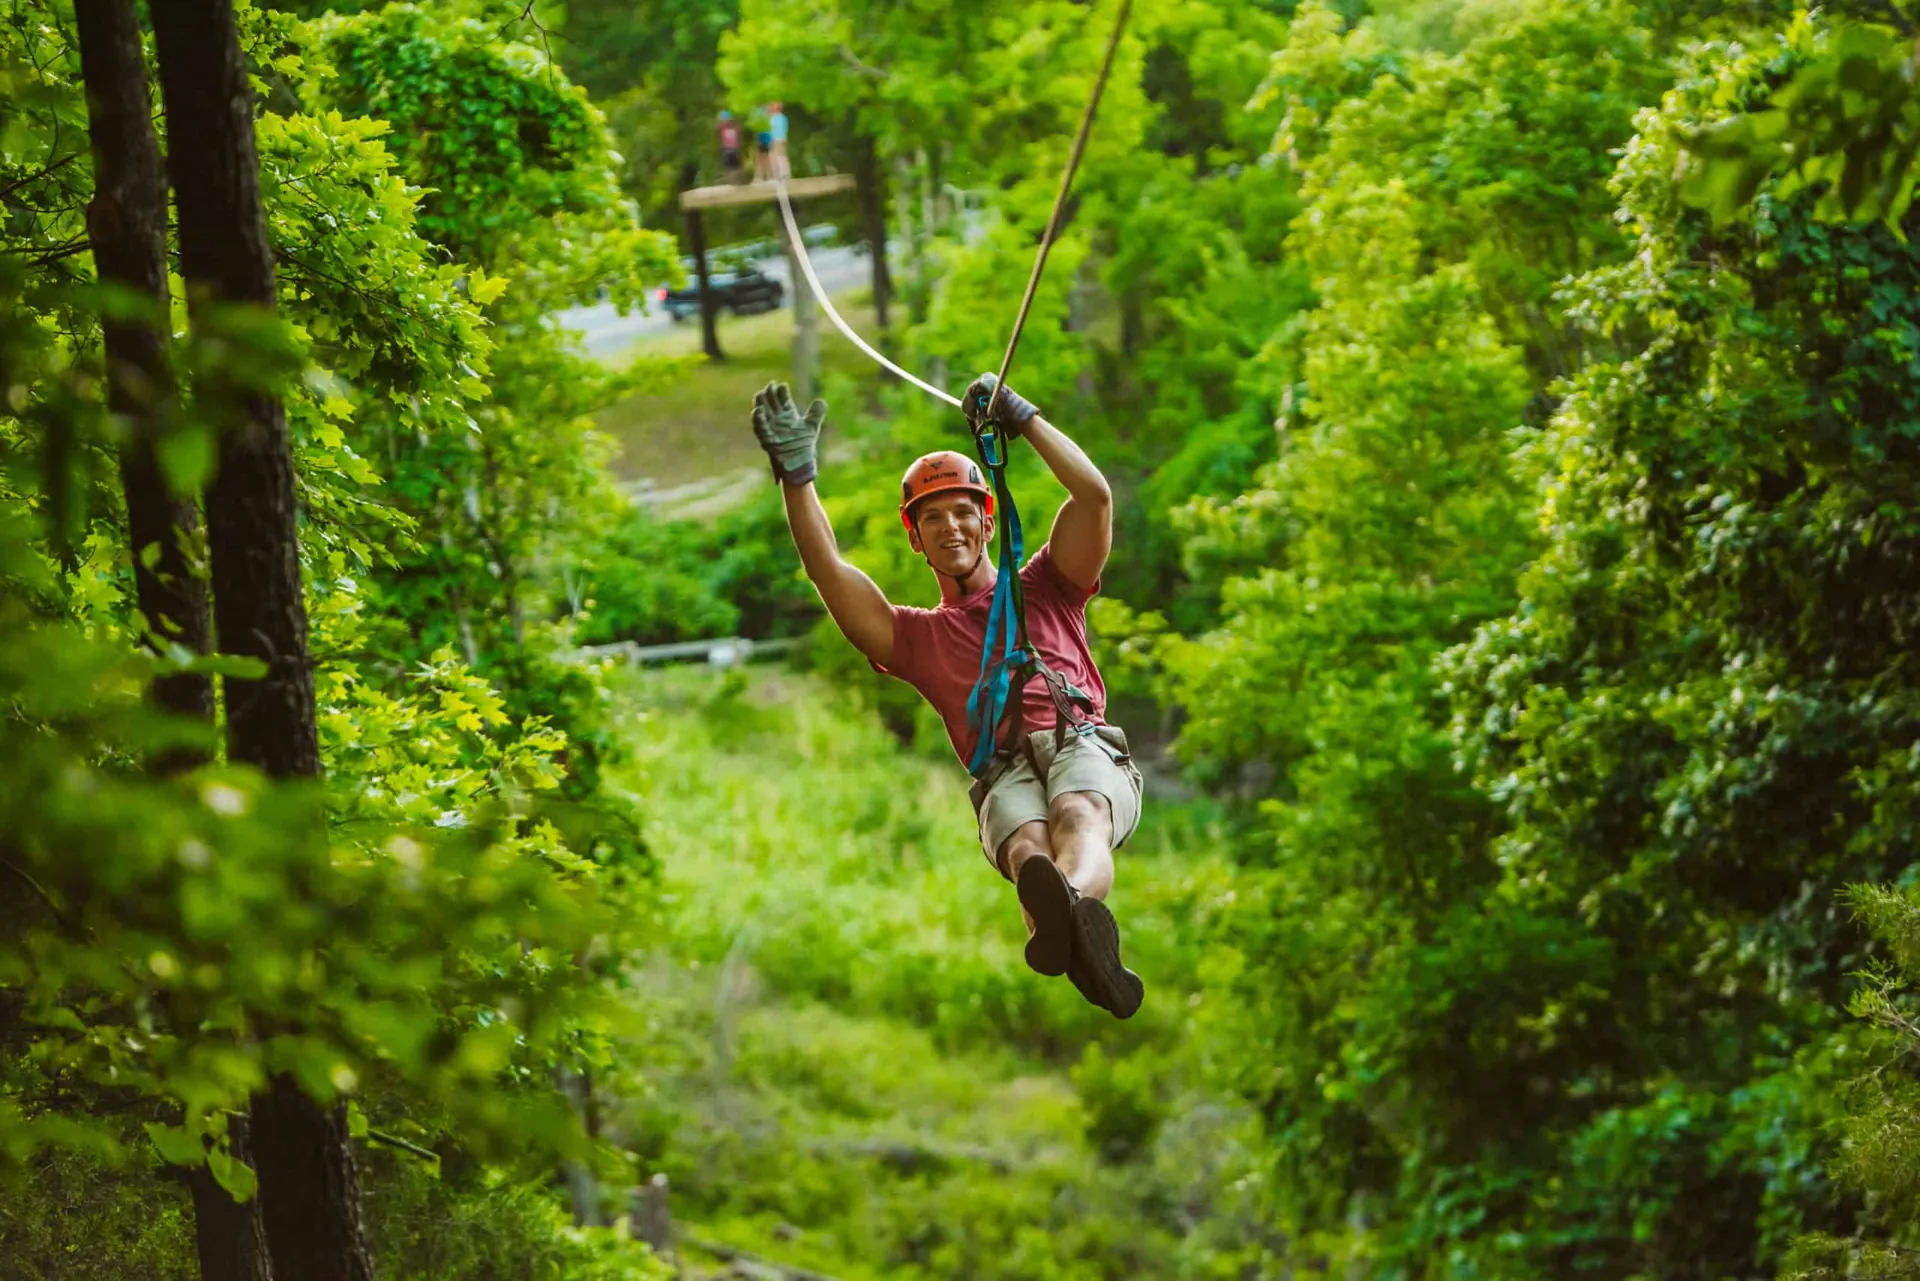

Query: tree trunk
[
  {"left": 148, "top": 0, "right": 319, "bottom": 783},
  {"left": 147, "top": 6, "right": 372, "bottom": 1281},
  {"left": 247, "top": 1078, "right": 372, "bottom": 1281},
  {"left": 75, "top": 7, "right": 272, "bottom": 1279},
  {"left": 630, "top": 1173, "right": 674, "bottom": 1260},
  {"left": 558, "top": 1067, "right": 603, "bottom": 1226},
  {"left": 893, "top": 155, "right": 927, "bottom": 325},
  {"left": 74, "top": 0, "right": 214, "bottom": 731},
  {"left": 850, "top": 131, "right": 891, "bottom": 333},
  {"left": 681, "top": 160, "right": 723, "bottom": 361},
  {"left": 916, "top": 147, "right": 935, "bottom": 255},
  {"left": 186, "top": 1118, "right": 273, "bottom": 1281}
]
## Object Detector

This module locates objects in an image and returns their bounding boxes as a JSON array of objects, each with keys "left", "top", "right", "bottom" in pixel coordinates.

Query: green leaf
[
  {"left": 206, "top": 1146, "right": 259, "bottom": 1203},
  {"left": 183, "top": 653, "right": 271, "bottom": 680},
  {"left": 468, "top": 270, "right": 510, "bottom": 306},
  {"left": 158, "top": 423, "right": 217, "bottom": 494},
  {"left": 143, "top": 1121, "right": 205, "bottom": 1168}
]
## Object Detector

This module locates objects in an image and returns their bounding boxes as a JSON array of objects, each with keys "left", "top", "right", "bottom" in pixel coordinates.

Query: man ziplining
[
  {"left": 748, "top": 377, "right": 1145, "bottom": 1019},
  {"left": 732, "top": 0, "right": 1138, "bottom": 1013}
]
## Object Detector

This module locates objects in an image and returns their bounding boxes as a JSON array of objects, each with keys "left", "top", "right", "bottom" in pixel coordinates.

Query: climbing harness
[
  {"left": 774, "top": 0, "right": 1133, "bottom": 777},
  {"left": 959, "top": 412, "right": 1103, "bottom": 777}
]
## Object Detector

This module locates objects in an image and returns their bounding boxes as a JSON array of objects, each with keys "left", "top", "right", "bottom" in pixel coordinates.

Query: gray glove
[
  {"left": 750, "top": 382, "right": 827, "bottom": 485},
  {"left": 963, "top": 372, "right": 1039, "bottom": 437}
]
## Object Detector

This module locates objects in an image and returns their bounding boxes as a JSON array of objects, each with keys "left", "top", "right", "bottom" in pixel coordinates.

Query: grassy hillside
[
  {"left": 596, "top": 294, "right": 888, "bottom": 493},
  {"left": 603, "top": 667, "right": 1261, "bottom": 1280}
]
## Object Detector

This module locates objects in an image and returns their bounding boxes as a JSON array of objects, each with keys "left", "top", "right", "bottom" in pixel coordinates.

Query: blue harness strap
[
  {"left": 961, "top": 405, "right": 1104, "bottom": 778},
  {"left": 964, "top": 426, "right": 1031, "bottom": 777}
]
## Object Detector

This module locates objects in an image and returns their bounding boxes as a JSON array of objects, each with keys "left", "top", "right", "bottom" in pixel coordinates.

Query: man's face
[{"left": 909, "top": 492, "right": 992, "bottom": 579}]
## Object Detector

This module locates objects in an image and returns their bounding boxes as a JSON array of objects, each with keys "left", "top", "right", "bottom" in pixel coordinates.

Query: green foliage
[
  {"left": 1137, "top": 2, "right": 1920, "bottom": 1266},
  {"left": 1681, "top": 14, "right": 1920, "bottom": 229},
  {"left": 309, "top": 4, "right": 667, "bottom": 310},
  {"left": 1101, "top": 0, "right": 1893, "bottom": 1271},
  {"left": 1070, "top": 1041, "right": 1171, "bottom": 1165},
  {"left": 360, "top": 1150, "right": 673, "bottom": 1280},
  {"left": 288, "top": 1, "right": 688, "bottom": 883},
  {"left": 0, "top": 520, "right": 633, "bottom": 1150},
  {"left": 0, "top": 1139, "right": 197, "bottom": 1279},
  {"left": 1429, "top": 29, "right": 1920, "bottom": 1273},
  {"left": 578, "top": 491, "right": 819, "bottom": 647},
  {"left": 1788, "top": 885, "right": 1920, "bottom": 1279},
  {"left": 1, "top": 0, "right": 670, "bottom": 1268}
]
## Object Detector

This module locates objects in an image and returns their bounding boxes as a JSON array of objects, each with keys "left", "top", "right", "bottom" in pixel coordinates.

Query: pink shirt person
[{"left": 876, "top": 544, "right": 1105, "bottom": 763}]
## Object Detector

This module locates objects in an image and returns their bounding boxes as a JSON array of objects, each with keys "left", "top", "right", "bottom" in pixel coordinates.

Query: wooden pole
[
  {"left": 683, "top": 203, "right": 722, "bottom": 361},
  {"left": 777, "top": 203, "right": 820, "bottom": 403},
  {"left": 852, "top": 131, "right": 891, "bottom": 333}
]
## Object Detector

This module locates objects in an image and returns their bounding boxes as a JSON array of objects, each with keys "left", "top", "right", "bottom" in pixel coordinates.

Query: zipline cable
[
  {"left": 770, "top": 0, "right": 1132, "bottom": 415},
  {"left": 960, "top": 0, "right": 1132, "bottom": 777},
  {"left": 769, "top": 0, "right": 1134, "bottom": 778},
  {"left": 986, "top": 0, "right": 1133, "bottom": 419},
  {"left": 773, "top": 180, "right": 963, "bottom": 409}
]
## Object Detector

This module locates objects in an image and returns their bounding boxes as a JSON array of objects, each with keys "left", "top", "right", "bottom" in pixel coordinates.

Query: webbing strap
[
  {"left": 961, "top": 423, "right": 1105, "bottom": 776},
  {"left": 964, "top": 427, "right": 1030, "bottom": 776}
]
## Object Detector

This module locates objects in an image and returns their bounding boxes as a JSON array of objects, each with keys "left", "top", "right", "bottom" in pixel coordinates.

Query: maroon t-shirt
[{"left": 876, "top": 544, "right": 1106, "bottom": 764}]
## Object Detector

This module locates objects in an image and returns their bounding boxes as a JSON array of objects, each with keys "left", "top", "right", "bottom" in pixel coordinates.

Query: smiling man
[{"left": 749, "top": 378, "right": 1145, "bottom": 1019}]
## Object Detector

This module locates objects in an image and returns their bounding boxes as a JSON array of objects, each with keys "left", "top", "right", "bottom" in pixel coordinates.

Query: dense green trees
[
  {"left": 556, "top": 0, "right": 1920, "bottom": 1268},
  {"left": 12, "top": 0, "right": 1920, "bottom": 1275},
  {"left": 1446, "top": 33, "right": 1920, "bottom": 1266},
  {"left": 1143, "top": 6, "right": 1920, "bottom": 1274},
  {"left": 2, "top": 0, "right": 671, "bottom": 1274}
]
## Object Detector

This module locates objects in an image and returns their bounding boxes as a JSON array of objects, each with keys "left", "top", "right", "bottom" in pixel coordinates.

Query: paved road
[{"left": 555, "top": 243, "right": 875, "bottom": 359}]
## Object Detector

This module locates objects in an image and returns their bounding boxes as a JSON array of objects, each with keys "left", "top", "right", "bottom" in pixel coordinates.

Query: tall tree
[
  {"left": 1446, "top": 26, "right": 1920, "bottom": 1269},
  {"left": 74, "top": 0, "right": 213, "bottom": 730},
  {"left": 147, "top": 3, "right": 372, "bottom": 1279},
  {"left": 73, "top": 4, "right": 272, "bottom": 1276}
]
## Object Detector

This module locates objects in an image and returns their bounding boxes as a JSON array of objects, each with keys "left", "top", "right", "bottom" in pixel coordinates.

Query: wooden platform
[{"left": 679, "top": 173, "right": 855, "bottom": 210}]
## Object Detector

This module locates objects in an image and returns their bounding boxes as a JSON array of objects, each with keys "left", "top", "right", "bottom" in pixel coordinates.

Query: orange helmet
[{"left": 899, "top": 450, "right": 993, "bottom": 530}]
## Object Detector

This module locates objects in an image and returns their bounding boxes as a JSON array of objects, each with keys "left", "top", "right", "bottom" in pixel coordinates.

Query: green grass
[
  {"left": 595, "top": 292, "right": 889, "bottom": 490},
  {"left": 602, "top": 666, "right": 1257, "bottom": 1280}
]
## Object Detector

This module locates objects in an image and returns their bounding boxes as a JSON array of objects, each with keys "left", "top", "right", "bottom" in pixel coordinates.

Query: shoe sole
[
  {"left": 1070, "top": 897, "right": 1144, "bottom": 1020},
  {"left": 1017, "top": 857, "right": 1075, "bottom": 977}
]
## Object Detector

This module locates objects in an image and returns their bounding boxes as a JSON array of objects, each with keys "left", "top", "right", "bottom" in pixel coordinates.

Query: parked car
[{"left": 658, "top": 266, "right": 784, "bottom": 321}]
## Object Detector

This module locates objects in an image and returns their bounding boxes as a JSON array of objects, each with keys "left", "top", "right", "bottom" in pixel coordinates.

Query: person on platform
[
  {"left": 768, "top": 101, "right": 790, "bottom": 180},
  {"left": 717, "top": 109, "right": 743, "bottom": 182}
]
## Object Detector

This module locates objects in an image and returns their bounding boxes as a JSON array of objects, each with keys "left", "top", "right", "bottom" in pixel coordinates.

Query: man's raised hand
[
  {"left": 962, "top": 372, "right": 1039, "bottom": 438},
  {"left": 751, "top": 381, "right": 828, "bottom": 486}
]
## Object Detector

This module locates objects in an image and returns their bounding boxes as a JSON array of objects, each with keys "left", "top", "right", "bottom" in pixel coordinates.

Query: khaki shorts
[{"left": 969, "top": 724, "right": 1144, "bottom": 875}]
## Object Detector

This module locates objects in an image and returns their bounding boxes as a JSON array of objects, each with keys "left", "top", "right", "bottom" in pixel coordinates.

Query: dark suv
[{"left": 658, "top": 266, "right": 783, "bottom": 321}]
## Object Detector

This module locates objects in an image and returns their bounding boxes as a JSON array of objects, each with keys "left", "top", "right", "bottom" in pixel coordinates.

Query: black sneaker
[
  {"left": 1067, "top": 897, "right": 1143, "bottom": 1020},
  {"left": 1016, "top": 855, "right": 1075, "bottom": 977}
]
